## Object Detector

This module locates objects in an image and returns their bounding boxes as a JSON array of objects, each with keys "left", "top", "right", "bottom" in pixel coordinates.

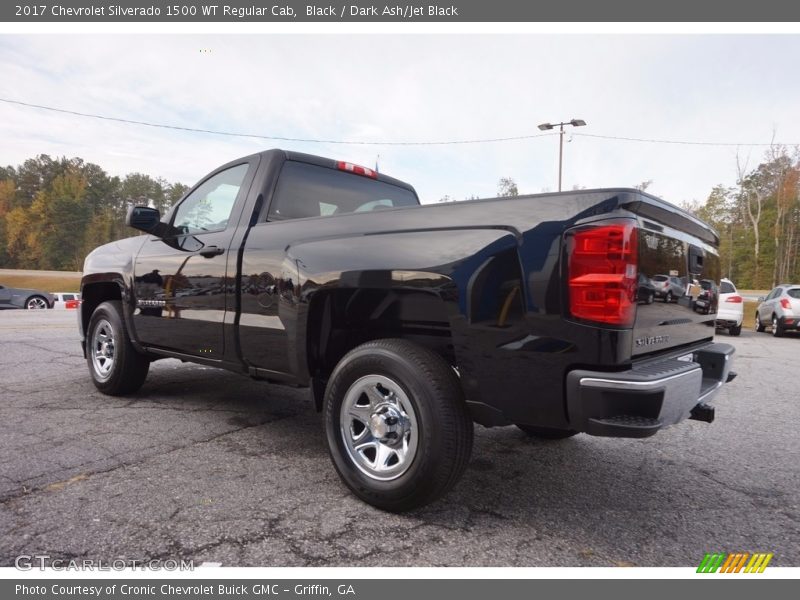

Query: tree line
[
  {"left": 0, "top": 155, "right": 188, "bottom": 271},
  {"left": 1, "top": 150, "right": 799, "bottom": 288},
  {"left": 687, "top": 146, "right": 800, "bottom": 289}
]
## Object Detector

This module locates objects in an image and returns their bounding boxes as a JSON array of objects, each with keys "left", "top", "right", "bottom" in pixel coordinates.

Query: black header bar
[{"left": 4, "top": 0, "right": 800, "bottom": 22}]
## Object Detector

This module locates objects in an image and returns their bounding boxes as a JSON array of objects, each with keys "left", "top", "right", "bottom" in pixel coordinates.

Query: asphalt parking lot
[{"left": 0, "top": 310, "right": 798, "bottom": 567}]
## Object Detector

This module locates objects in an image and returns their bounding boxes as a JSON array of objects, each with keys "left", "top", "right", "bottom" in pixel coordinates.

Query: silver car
[
  {"left": 651, "top": 274, "right": 685, "bottom": 303},
  {"left": 755, "top": 284, "right": 800, "bottom": 337},
  {"left": 0, "top": 284, "right": 55, "bottom": 309}
]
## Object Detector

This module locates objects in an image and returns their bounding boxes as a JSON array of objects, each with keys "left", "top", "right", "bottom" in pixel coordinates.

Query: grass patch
[
  {"left": 0, "top": 271, "right": 81, "bottom": 293},
  {"left": 743, "top": 301, "right": 758, "bottom": 329}
]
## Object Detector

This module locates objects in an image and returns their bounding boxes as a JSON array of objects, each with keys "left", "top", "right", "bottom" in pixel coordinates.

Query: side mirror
[
  {"left": 126, "top": 206, "right": 162, "bottom": 234},
  {"left": 757, "top": 296, "right": 765, "bottom": 303}
]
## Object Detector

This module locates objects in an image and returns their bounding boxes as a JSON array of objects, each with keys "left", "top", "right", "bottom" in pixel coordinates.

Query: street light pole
[
  {"left": 538, "top": 119, "right": 587, "bottom": 192},
  {"left": 558, "top": 122, "right": 565, "bottom": 192}
]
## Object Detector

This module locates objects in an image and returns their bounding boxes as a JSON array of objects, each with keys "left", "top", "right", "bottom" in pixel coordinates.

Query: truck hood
[{"left": 83, "top": 235, "right": 148, "bottom": 276}]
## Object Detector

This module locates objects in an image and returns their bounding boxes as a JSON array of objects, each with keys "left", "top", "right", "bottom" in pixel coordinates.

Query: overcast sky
[{"left": 1, "top": 34, "right": 799, "bottom": 205}]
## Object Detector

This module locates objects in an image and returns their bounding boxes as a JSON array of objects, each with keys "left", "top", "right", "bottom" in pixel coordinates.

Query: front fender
[{"left": 79, "top": 235, "right": 148, "bottom": 351}]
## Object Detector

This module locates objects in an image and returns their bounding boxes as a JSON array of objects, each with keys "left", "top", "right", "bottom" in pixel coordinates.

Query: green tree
[{"left": 27, "top": 172, "right": 90, "bottom": 270}]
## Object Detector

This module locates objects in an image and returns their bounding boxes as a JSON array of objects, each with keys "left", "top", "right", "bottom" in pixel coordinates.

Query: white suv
[
  {"left": 50, "top": 292, "right": 81, "bottom": 309},
  {"left": 716, "top": 278, "right": 743, "bottom": 336}
]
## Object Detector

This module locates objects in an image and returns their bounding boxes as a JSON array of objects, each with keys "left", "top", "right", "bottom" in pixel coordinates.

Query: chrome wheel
[
  {"left": 91, "top": 319, "right": 116, "bottom": 380},
  {"left": 339, "top": 374, "right": 418, "bottom": 482},
  {"left": 26, "top": 296, "right": 48, "bottom": 309}
]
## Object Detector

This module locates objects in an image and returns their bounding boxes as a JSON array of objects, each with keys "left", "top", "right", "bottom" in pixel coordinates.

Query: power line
[
  {"left": 0, "top": 97, "right": 556, "bottom": 146},
  {"left": 572, "top": 132, "right": 798, "bottom": 147},
  {"left": 2, "top": 96, "right": 798, "bottom": 148}
]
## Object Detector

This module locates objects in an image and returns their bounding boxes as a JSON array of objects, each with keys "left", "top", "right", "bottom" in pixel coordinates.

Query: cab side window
[{"left": 172, "top": 164, "right": 249, "bottom": 235}]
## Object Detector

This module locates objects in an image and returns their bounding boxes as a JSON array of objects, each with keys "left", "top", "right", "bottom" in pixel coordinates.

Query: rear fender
[{"left": 289, "top": 228, "right": 522, "bottom": 380}]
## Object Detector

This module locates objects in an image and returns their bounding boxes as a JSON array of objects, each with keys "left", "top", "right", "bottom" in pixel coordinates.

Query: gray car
[
  {"left": 0, "top": 284, "right": 55, "bottom": 309},
  {"left": 755, "top": 284, "right": 800, "bottom": 337}
]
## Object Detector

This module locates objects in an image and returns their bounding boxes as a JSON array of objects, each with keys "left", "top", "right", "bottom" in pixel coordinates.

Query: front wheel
[
  {"left": 516, "top": 424, "right": 579, "bottom": 439},
  {"left": 324, "top": 339, "right": 473, "bottom": 512},
  {"left": 665, "top": 291, "right": 673, "bottom": 303},
  {"left": 86, "top": 300, "right": 150, "bottom": 395}
]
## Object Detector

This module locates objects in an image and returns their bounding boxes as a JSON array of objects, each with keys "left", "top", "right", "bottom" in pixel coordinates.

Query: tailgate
[{"left": 626, "top": 198, "right": 721, "bottom": 357}]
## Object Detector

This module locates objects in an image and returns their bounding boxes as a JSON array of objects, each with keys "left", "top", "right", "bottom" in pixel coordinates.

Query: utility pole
[{"left": 538, "top": 119, "right": 587, "bottom": 192}]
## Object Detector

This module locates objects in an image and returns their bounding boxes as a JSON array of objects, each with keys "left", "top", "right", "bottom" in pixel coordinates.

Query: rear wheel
[
  {"left": 516, "top": 424, "right": 579, "bottom": 439},
  {"left": 729, "top": 324, "right": 742, "bottom": 336},
  {"left": 772, "top": 315, "right": 784, "bottom": 338},
  {"left": 25, "top": 295, "right": 49, "bottom": 309},
  {"left": 754, "top": 313, "right": 765, "bottom": 332},
  {"left": 324, "top": 339, "right": 473, "bottom": 512},
  {"left": 86, "top": 300, "right": 150, "bottom": 395}
]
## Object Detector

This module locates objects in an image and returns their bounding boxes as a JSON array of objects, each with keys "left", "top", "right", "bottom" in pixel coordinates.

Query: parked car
[
  {"left": 755, "top": 284, "right": 800, "bottom": 337},
  {"left": 0, "top": 284, "right": 55, "bottom": 309},
  {"left": 637, "top": 273, "right": 656, "bottom": 304},
  {"left": 79, "top": 149, "right": 736, "bottom": 511},
  {"left": 651, "top": 274, "right": 684, "bottom": 302},
  {"left": 51, "top": 292, "right": 82, "bottom": 310},
  {"left": 715, "top": 278, "right": 743, "bottom": 336}
]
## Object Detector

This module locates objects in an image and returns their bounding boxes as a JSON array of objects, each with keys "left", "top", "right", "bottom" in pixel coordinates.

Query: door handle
[{"left": 198, "top": 246, "right": 224, "bottom": 258}]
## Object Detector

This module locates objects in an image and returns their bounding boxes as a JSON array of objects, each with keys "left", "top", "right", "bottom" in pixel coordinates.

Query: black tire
[
  {"left": 646, "top": 292, "right": 654, "bottom": 305},
  {"left": 755, "top": 313, "right": 765, "bottom": 332},
  {"left": 86, "top": 300, "right": 149, "bottom": 395},
  {"left": 25, "top": 295, "right": 49, "bottom": 309},
  {"left": 772, "top": 315, "right": 784, "bottom": 338},
  {"left": 516, "top": 424, "right": 579, "bottom": 439},
  {"left": 665, "top": 291, "right": 673, "bottom": 303},
  {"left": 323, "top": 339, "right": 473, "bottom": 512},
  {"left": 729, "top": 324, "right": 742, "bottom": 336}
]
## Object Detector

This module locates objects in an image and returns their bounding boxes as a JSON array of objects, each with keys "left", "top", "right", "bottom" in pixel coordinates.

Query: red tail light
[
  {"left": 336, "top": 161, "right": 377, "bottom": 179},
  {"left": 780, "top": 298, "right": 791, "bottom": 309},
  {"left": 567, "top": 221, "right": 638, "bottom": 327},
  {"left": 725, "top": 295, "right": 743, "bottom": 303}
]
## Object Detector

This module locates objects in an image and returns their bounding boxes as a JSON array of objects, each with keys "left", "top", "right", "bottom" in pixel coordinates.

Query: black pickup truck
[{"left": 80, "top": 149, "right": 735, "bottom": 511}]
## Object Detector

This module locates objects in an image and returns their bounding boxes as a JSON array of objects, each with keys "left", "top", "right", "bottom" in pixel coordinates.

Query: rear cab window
[
  {"left": 720, "top": 281, "right": 736, "bottom": 294},
  {"left": 268, "top": 161, "right": 418, "bottom": 221}
]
